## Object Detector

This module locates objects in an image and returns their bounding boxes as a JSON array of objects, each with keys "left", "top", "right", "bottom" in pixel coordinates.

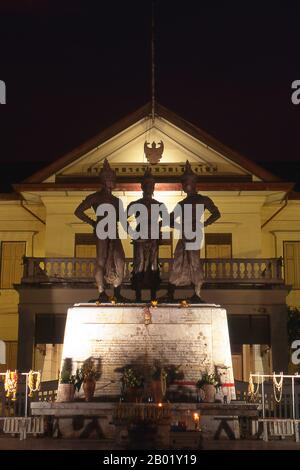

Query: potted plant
[
  {"left": 80, "top": 358, "right": 100, "bottom": 401},
  {"left": 56, "top": 358, "right": 76, "bottom": 402},
  {"left": 120, "top": 366, "right": 144, "bottom": 402},
  {"left": 196, "top": 372, "right": 220, "bottom": 403}
]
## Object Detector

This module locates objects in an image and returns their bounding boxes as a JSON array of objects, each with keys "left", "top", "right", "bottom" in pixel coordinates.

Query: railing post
[
  {"left": 19, "top": 256, "right": 285, "bottom": 285},
  {"left": 292, "top": 376, "right": 295, "bottom": 420},
  {"left": 25, "top": 373, "right": 28, "bottom": 418},
  {"left": 261, "top": 373, "right": 265, "bottom": 419}
]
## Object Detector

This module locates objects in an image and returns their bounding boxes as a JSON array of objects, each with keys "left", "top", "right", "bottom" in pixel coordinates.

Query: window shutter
[
  {"left": 284, "top": 242, "right": 300, "bottom": 289},
  {"left": 1, "top": 242, "right": 26, "bottom": 288}
]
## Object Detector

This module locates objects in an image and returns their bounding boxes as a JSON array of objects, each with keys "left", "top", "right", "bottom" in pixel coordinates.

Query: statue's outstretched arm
[
  {"left": 125, "top": 201, "right": 135, "bottom": 235},
  {"left": 204, "top": 197, "right": 221, "bottom": 227},
  {"left": 74, "top": 196, "right": 95, "bottom": 228}
]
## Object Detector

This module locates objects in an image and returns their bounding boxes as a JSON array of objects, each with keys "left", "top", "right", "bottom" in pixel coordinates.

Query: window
[
  {"left": 75, "top": 234, "right": 96, "bottom": 258},
  {"left": 159, "top": 231, "right": 173, "bottom": 259},
  {"left": 284, "top": 242, "right": 300, "bottom": 289},
  {"left": 35, "top": 314, "right": 67, "bottom": 344},
  {"left": 228, "top": 316, "right": 271, "bottom": 381},
  {"left": 205, "top": 233, "right": 232, "bottom": 258},
  {"left": 0, "top": 241, "right": 26, "bottom": 288},
  {"left": 0, "top": 341, "right": 18, "bottom": 373},
  {"left": 228, "top": 315, "right": 270, "bottom": 345}
]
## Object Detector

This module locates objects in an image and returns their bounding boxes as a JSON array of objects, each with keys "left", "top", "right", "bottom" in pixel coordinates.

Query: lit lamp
[{"left": 193, "top": 412, "right": 200, "bottom": 431}]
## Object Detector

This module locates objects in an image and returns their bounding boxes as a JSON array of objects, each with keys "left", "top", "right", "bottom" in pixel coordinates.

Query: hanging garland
[
  {"left": 273, "top": 372, "right": 283, "bottom": 403},
  {"left": 248, "top": 374, "right": 260, "bottom": 402},
  {"left": 28, "top": 370, "right": 41, "bottom": 397},
  {"left": 161, "top": 369, "right": 167, "bottom": 397},
  {"left": 4, "top": 370, "right": 18, "bottom": 401}
]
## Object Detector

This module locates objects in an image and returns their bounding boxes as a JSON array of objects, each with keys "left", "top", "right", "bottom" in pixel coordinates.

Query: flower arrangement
[
  {"left": 196, "top": 372, "right": 220, "bottom": 389},
  {"left": 121, "top": 367, "right": 143, "bottom": 389},
  {"left": 80, "top": 358, "right": 101, "bottom": 382}
]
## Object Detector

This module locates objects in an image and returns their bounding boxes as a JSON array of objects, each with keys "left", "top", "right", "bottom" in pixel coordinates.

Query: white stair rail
[
  {"left": 0, "top": 371, "right": 42, "bottom": 440},
  {"left": 249, "top": 372, "right": 300, "bottom": 441}
]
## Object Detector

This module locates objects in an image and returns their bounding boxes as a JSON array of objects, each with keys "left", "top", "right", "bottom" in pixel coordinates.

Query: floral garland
[
  {"left": 161, "top": 369, "right": 167, "bottom": 397},
  {"left": 248, "top": 374, "right": 260, "bottom": 402},
  {"left": 4, "top": 370, "right": 18, "bottom": 401},
  {"left": 273, "top": 372, "right": 283, "bottom": 403},
  {"left": 28, "top": 370, "right": 41, "bottom": 397}
]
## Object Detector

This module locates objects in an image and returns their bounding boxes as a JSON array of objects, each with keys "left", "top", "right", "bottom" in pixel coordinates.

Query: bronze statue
[
  {"left": 127, "top": 168, "right": 167, "bottom": 302},
  {"left": 165, "top": 161, "right": 221, "bottom": 303},
  {"left": 74, "top": 159, "right": 126, "bottom": 302}
]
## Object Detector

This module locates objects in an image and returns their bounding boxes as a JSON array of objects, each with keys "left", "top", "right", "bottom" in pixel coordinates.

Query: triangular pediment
[{"left": 23, "top": 102, "right": 280, "bottom": 184}]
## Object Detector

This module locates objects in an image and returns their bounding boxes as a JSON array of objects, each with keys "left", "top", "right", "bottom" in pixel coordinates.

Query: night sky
[{"left": 0, "top": 1, "right": 300, "bottom": 190}]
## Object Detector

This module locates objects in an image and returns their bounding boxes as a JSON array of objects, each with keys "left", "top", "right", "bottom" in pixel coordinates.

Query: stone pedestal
[
  {"left": 59, "top": 303, "right": 235, "bottom": 400},
  {"left": 31, "top": 402, "right": 259, "bottom": 441}
]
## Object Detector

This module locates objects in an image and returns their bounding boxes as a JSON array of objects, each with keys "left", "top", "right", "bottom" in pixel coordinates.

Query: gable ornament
[{"left": 144, "top": 140, "right": 164, "bottom": 164}]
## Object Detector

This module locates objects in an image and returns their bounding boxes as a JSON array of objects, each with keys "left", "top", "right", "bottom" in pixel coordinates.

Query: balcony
[{"left": 21, "top": 257, "right": 284, "bottom": 286}]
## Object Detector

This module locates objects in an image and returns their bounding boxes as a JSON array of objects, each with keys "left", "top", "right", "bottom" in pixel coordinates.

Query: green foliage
[
  {"left": 80, "top": 357, "right": 101, "bottom": 382},
  {"left": 116, "top": 361, "right": 185, "bottom": 393},
  {"left": 115, "top": 364, "right": 144, "bottom": 390},
  {"left": 121, "top": 367, "right": 143, "bottom": 389},
  {"left": 74, "top": 368, "right": 84, "bottom": 392},
  {"left": 196, "top": 372, "right": 220, "bottom": 389},
  {"left": 59, "top": 358, "right": 75, "bottom": 385}
]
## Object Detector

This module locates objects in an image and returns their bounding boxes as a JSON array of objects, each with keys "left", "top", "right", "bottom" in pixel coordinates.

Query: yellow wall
[
  {"left": 0, "top": 192, "right": 300, "bottom": 346},
  {"left": 0, "top": 201, "right": 45, "bottom": 340},
  {"left": 262, "top": 200, "right": 300, "bottom": 307}
]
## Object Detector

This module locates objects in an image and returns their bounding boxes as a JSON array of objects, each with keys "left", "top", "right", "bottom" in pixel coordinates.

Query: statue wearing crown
[
  {"left": 165, "top": 161, "right": 221, "bottom": 303},
  {"left": 127, "top": 168, "right": 168, "bottom": 302},
  {"left": 74, "top": 159, "right": 126, "bottom": 302}
]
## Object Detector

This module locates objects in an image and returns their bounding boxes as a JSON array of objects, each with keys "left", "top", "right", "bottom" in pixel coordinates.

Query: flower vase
[
  {"left": 56, "top": 384, "right": 75, "bottom": 402},
  {"left": 125, "top": 387, "right": 138, "bottom": 402},
  {"left": 201, "top": 384, "right": 216, "bottom": 403},
  {"left": 150, "top": 380, "right": 163, "bottom": 403},
  {"left": 83, "top": 379, "right": 96, "bottom": 401}
]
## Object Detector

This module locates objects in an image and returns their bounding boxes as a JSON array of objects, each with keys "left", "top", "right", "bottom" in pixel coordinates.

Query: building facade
[{"left": 0, "top": 103, "right": 299, "bottom": 382}]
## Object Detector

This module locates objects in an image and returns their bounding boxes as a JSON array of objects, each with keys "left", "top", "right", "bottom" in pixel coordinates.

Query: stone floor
[{"left": 0, "top": 437, "right": 300, "bottom": 450}]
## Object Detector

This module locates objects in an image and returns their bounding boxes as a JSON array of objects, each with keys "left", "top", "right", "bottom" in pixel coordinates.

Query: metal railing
[
  {"left": 21, "top": 257, "right": 284, "bottom": 285},
  {"left": 0, "top": 379, "right": 58, "bottom": 418},
  {"left": 1, "top": 378, "right": 298, "bottom": 420},
  {"left": 235, "top": 378, "right": 300, "bottom": 420}
]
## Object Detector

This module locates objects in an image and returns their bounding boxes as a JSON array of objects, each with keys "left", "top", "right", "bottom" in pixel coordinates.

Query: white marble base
[{"left": 59, "top": 304, "right": 235, "bottom": 399}]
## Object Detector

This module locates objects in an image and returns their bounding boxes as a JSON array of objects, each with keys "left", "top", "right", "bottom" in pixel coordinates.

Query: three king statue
[{"left": 74, "top": 159, "right": 220, "bottom": 303}]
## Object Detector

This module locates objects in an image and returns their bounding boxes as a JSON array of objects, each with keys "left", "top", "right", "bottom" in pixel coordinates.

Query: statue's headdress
[
  {"left": 99, "top": 158, "right": 116, "bottom": 183},
  {"left": 141, "top": 167, "right": 155, "bottom": 189},
  {"left": 181, "top": 160, "right": 198, "bottom": 184}
]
